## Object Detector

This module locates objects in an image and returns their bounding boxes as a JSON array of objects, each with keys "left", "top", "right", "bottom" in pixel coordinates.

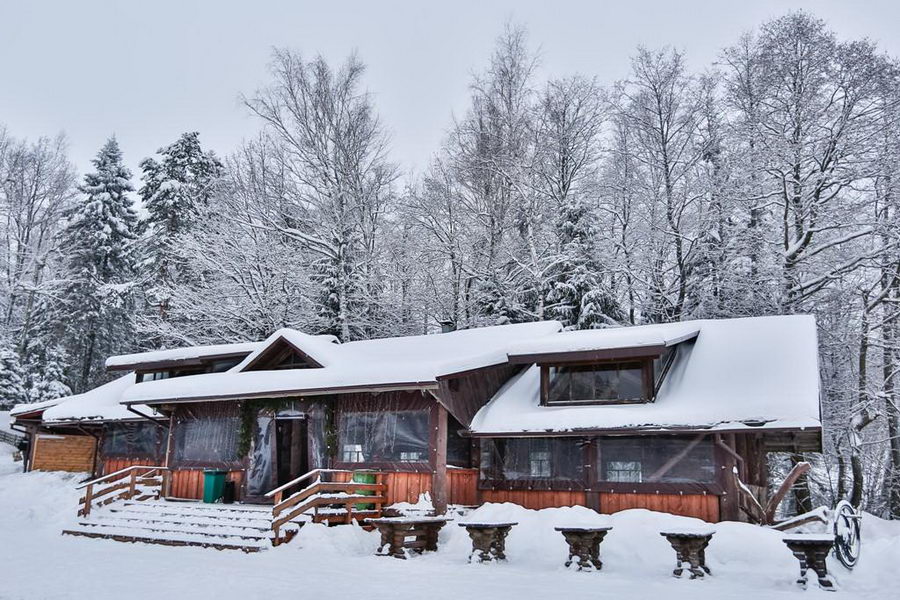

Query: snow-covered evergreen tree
[
  {"left": 543, "top": 195, "right": 622, "bottom": 329},
  {"left": 56, "top": 137, "right": 139, "bottom": 391},
  {"left": 139, "top": 132, "right": 223, "bottom": 332},
  {"left": 0, "top": 344, "right": 27, "bottom": 410}
]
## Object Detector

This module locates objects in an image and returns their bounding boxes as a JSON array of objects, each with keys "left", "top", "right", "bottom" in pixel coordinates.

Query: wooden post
[
  {"left": 83, "top": 483, "right": 94, "bottom": 517},
  {"left": 128, "top": 468, "right": 137, "bottom": 499},
  {"left": 432, "top": 405, "right": 449, "bottom": 515}
]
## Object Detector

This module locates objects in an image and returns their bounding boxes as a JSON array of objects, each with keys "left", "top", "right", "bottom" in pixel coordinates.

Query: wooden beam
[{"left": 432, "top": 404, "right": 449, "bottom": 515}]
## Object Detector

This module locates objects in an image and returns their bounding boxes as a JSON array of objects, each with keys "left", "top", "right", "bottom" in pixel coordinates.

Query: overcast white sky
[{"left": 2, "top": 0, "right": 898, "bottom": 179}]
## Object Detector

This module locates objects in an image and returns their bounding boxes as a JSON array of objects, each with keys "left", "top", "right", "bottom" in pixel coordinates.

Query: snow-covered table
[
  {"left": 458, "top": 522, "right": 518, "bottom": 562},
  {"left": 659, "top": 528, "right": 715, "bottom": 579},
  {"left": 366, "top": 517, "right": 450, "bottom": 559},
  {"left": 781, "top": 534, "right": 835, "bottom": 590},
  {"left": 554, "top": 526, "right": 613, "bottom": 571}
]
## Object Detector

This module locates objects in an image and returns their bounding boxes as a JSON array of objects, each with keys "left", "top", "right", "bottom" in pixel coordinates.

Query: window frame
[{"left": 540, "top": 359, "right": 655, "bottom": 406}]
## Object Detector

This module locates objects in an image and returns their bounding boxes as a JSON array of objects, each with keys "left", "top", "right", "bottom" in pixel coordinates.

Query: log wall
[{"left": 30, "top": 434, "right": 96, "bottom": 473}]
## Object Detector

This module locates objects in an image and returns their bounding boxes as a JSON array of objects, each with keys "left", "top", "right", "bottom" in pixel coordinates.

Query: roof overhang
[
  {"left": 508, "top": 344, "right": 668, "bottom": 364},
  {"left": 466, "top": 424, "right": 822, "bottom": 452},
  {"left": 123, "top": 380, "right": 441, "bottom": 406},
  {"left": 107, "top": 351, "right": 252, "bottom": 372}
]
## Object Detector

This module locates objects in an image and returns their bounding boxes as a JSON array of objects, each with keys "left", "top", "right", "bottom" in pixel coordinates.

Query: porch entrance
[{"left": 275, "top": 417, "right": 308, "bottom": 487}]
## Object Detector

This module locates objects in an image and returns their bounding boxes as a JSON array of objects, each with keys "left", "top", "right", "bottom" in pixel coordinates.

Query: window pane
[
  {"left": 617, "top": 367, "right": 643, "bottom": 400},
  {"left": 548, "top": 367, "right": 570, "bottom": 402},
  {"left": 173, "top": 406, "right": 240, "bottom": 463},
  {"left": 598, "top": 436, "right": 715, "bottom": 484},
  {"left": 547, "top": 363, "right": 647, "bottom": 404},
  {"left": 569, "top": 369, "right": 595, "bottom": 402},
  {"left": 102, "top": 422, "right": 160, "bottom": 457},
  {"left": 338, "top": 410, "right": 430, "bottom": 464},
  {"left": 480, "top": 438, "right": 585, "bottom": 488}
]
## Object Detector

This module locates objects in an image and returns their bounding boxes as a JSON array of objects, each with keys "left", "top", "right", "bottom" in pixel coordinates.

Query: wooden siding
[
  {"left": 31, "top": 434, "right": 96, "bottom": 473},
  {"left": 330, "top": 469, "right": 478, "bottom": 507},
  {"left": 168, "top": 469, "right": 244, "bottom": 500},
  {"left": 481, "top": 489, "right": 587, "bottom": 509},
  {"left": 600, "top": 492, "right": 719, "bottom": 522},
  {"left": 448, "top": 469, "right": 479, "bottom": 505},
  {"left": 102, "top": 457, "right": 160, "bottom": 475}
]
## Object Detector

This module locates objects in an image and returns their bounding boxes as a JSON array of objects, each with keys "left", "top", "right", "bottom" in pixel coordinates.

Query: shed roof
[{"left": 469, "top": 315, "right": 821, "bottom": 435}]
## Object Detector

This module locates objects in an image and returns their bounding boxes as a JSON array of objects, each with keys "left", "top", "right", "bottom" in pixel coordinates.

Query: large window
[
  {"left": 101, "top": 422, "right": 160, "bottom": 457},
  {"left": 173, "top": 405, "right": 241, "bottom": 464},
  {"left": 545, "top": 362, "right": 647, "bottom": 405},
  {"left": 338, "top": 410, "right": 430, "bottom": 464},
  {"left": 480, "top": 438, "right": 585, "bottom": 489},
  {"left": 597, "top": 436, "right": 715, "bottom": 484}
]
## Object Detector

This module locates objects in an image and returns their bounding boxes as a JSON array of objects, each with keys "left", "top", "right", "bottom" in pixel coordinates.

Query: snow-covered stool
[
  {"left": 366, "top": 517, "right": 450, "bottom": 559},
  {"left": 458, "top": 521, "right": 518, "bottom": 562},
  {"left": 782, "top": 534, "right": 836, "bottom": 590},
  {"left": 554, "top": 526, "right": 613, "bottom": 571},
  {"left": 659, "top": 528, "right": 715, "bottom": 579}
]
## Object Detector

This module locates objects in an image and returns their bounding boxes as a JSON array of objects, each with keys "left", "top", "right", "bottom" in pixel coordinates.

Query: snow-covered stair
[{"left": 63, "top": 500, "right": 300, "bottom": 552}]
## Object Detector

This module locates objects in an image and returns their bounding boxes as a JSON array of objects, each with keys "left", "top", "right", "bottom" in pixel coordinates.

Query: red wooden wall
[{"left": 168, "top": 469, "right": 244, "bottom": 500}]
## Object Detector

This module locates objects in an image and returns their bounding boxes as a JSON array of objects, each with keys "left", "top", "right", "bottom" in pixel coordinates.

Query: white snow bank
[
  {"left": 0, "top": 410, "right": 14, "bottom": 434},
  {"left": 0, "top": 456, "right": 897, "bottom": 599},
  {"left": 471, "top": 315, "right": 821, "bottom": 433}
]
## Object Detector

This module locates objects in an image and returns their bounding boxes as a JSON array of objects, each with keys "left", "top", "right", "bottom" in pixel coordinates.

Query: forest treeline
[{"left": 1, "top": 12, "right": 898, "bottom": 517}]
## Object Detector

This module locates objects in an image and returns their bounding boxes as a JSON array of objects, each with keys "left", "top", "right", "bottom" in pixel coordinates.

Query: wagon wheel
[{"left": 832, "top": 500, "right": 861, "bottom": 569}]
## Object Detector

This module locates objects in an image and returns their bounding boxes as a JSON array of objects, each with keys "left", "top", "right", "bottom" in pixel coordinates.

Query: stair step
[
  {"left": 62, "top": 528, "right": 268, "bottom": 552},
  {"left": 109, "top": 507, "right": 273, "bottom": 527},
  {"left": 121, "top": 501, "right": 272, "bottom": 516},
  {"left": 79, "top": 516, "right": 290, "bottom": 539},
  {"left": 69, "top": 520, "right": 281, "bottom": 543}
]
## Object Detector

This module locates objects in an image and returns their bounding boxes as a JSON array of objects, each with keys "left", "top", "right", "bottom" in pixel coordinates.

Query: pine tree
[
  {"left": 139, "top": 132, "right": 223, "bottom": 331},
  {"left": 0, "top": 344, "right": 28, "bottom": 410},
  {"left": 543, "top": 195, "right": 622, "bottom": 329},
  {"left": 57, "top": 137, "right": 139, "bottom": 391}
]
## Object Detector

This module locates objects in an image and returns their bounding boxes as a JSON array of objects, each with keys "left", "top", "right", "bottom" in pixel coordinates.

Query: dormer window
[{"left": 542, "top": 361, "right": 650, "bottom": 405}]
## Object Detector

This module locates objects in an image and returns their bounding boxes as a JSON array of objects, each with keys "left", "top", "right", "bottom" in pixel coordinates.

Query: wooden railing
[
  {"left": 77, "top": 465, "right": 169, "bottom": 517},
  {"left": 266, "top": 469, "right": 386, "bottom": 544}
]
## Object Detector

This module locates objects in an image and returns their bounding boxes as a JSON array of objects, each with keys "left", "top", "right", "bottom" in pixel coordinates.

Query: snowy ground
[
  {"left": 1, "top": 444, "right": 898, "bottom": 600},
  {"left": 0, "top": 411, "right": 15, "bottom": 435}
]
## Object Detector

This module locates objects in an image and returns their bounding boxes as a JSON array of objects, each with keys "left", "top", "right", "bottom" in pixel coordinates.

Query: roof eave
[{"left": 122, "top": 380, "right": 441, "bottom": 406}]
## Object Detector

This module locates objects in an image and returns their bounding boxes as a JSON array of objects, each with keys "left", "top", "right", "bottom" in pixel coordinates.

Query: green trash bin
[
  {"left": 352, "top": 470, "right": 377, "bottom": 510},
  {"left": 203, "top": 470, "right": 227, "bottom": 504}
]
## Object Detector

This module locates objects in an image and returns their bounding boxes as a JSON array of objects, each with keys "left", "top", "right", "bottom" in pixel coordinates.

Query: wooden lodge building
[{"left": 11, "top": 315, "right": 822, "bottom": 524}]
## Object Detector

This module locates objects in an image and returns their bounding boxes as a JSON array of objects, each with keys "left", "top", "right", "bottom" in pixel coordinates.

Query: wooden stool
[
  {"left": 782, "top": 534, "right": 835, "bottom": 590},
  {"left": 660, "top": 529, "right": 715, "bottom": 579},
  {"left": 366, "top": 517, "right": 450, "bottom": 559},
  {"left": 458, "top": 522, "right": 518, "bottom": 562},
  {"left": 555, "top": 526, "right": 613, "bottom": 571}
]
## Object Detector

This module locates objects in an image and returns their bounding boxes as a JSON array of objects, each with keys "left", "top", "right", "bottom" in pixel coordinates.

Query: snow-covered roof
[
  {"left": 9, "top": 395, "right": 66, "bottom": 418},
  {"left": 232, "top": 329, "right": 341, "bottom": 370},
  {"left": 507, "top": 321, "right": 700, "bottom": 358},
  {"left": 39, "top": 374, "right": 160, "bottom": 424},
  {"left": 122, "top": 321, "right": 564, "bottom": 404},
  {"left": 469, "top": 315, "right": 821, "bottom": 435},
  {"left": 105, "top": 341, "right": 261, "bottom": 370}
]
